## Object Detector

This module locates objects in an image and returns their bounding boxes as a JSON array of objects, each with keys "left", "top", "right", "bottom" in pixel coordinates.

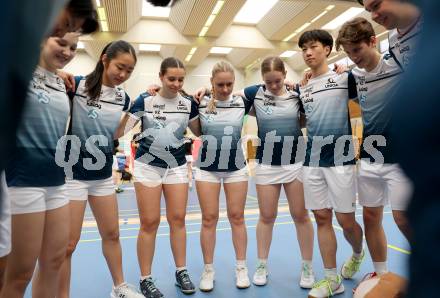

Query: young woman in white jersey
[
  {"left": 190, "top": 61, "right": 253, "bottom": 291},
  {"left": 57, "top": 41, "right": 143, "bottom": 298},
  {"left": 118, "top": 57, "right": 200, "bottom": 297},
  {"left": 242, "top": 57, "right": 315, "bottom": 288},
  {"left": 0, "top": 33, "right": 78, "bottom": 298}
]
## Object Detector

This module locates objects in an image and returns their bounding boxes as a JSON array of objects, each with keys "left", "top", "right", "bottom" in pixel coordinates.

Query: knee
[
  {"left": 292, "top": 210, "right": 311, "bottom": 225},
  {"left": 363, "top": 209, "right": 382, "bottom": 229},
  {"left": 313, "top": 212, "right": 332, "bottom": 226},
  {"left": 39, "top": 249, "right": 67, "bottom": 272},
  {"left": 393, "top": 213, "right": 408, "bottom": 229},
  {"left": 6, "top": 271, "right": 33, "bottom": 291},
  {"left": 140, "top": 217, "right": 161, "bottom": 233},
  {"left": 167, "top": 213, "right": 186, "bottom": 228},
  {"left": 338, "top": 218, "right": 359, "bottom": 233},
  {"left": 259, "top": 212, "right": 276, "bottom": 225},
  {"left": 66, "top": 238, "right": 80, "bottom": 256},
  {"left": 202, "top": 213, "right": 219, "bottom": 229},
  {"left": 228, "top": 211, "right": 244, "bottom": 226},
  {"left": 101, "top": 228, "right": 120, "bottom": 243}
]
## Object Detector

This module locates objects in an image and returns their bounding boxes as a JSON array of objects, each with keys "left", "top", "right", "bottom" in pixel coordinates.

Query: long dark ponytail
[{"left": 85, "top": 40, "right": 137, "bottom": 101}]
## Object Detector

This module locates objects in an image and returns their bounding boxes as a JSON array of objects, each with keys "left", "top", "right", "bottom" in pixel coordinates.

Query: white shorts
[
  {"left": 303, "top": 165, "right": 356, "bottom": 213},
  {"left": 8, "top": 185, "right": 68, "bottom": 215},
  {"left": 0, "top": 173, "right": 11, "bottom": 257},
  {"left": 357, "top": 160, "right": 413, "bottom": 211},
  {"left": 254, "top": 162, "right": 303, "bottom": 185},
  {"left": 65, "top": 177, "right": 115, "bottom": 200},
  {"left": 194, "top": 167, "right": 249, "bottom": 184},
  {"left": 133, "top": 160, "right": 188, "bottom": 187}
]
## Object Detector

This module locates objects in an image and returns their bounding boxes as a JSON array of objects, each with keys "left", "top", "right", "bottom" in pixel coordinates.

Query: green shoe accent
[{"left": 341, "top": 250, "right": 365, "bottom": 279}]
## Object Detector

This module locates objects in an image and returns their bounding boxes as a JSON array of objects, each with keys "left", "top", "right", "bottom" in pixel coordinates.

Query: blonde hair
[{"left": 207, "top": 61, "right": 235, "bottom": 113}]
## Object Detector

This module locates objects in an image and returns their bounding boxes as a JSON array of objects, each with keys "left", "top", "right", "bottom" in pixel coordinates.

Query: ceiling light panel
[
  {"left": 322, "top": 7, "right": 364, "bottom": 30},
  {"left": 210, "top": 47, "right": 232, "bottom": 54},
  {"left": 139, "top": 44, "right": 161, "bottom": 52},
  {"left": 234, "top": 0, "right": 278, "bottom": 24},
  {"left": 142, "top": 1, "right": 171, "bottom": 18}
]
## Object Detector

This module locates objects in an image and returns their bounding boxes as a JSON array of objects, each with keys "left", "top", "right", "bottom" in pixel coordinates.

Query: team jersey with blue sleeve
[
  {"left": 129, "top": 92, "right": 199, "bottom": 169},
  {"left": 244, "top": 85, "right": 304, "bottom": 166},
  {"left": 388, "top": 17, "right": 422, "bottom": 70},
  {"left": 352, "top": 53, "right": 404, "bottom": 164},
  {"left": 299, "top": 71, "right": 357, "bottom": 167},
  {"left": 6, "top": 66, "right": 70, "bottom": 187},
  {"left": 196, "top": 95, "right": 252, "bottom": 172},
  {"left": 69, "top": 76, "right": 131, "bottom": 180}
]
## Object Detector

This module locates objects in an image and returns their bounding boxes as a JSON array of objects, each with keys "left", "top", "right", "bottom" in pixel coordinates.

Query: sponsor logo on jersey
[
  {"left": 87, "top": 100, "right": 102, "bottom": 109},
  {"left": 32, "top": 74, "right": 47, "bottom": 92},
  {"left": 115, "top": 89, "right": 124, "bottom": 101},
  {"left": 302, "top": 90, "right": 313, "bottom": 104},
  {"left": 206, "top": 114, "right": 214, "bottom": 123},
  {"left": 263, "top": 94, "right": 275, "bottom": 101},
  {"left": 325, "top": 77, "right": 338, "bottom": 88},
  {"left": 88, "top": 109, "right": 98, "bottom": 119},
  {"left": 229, "top": 102, "right": 241, "bottom": 107},
  {"left": 153, "top": 110, "right": 167, "bottom": 121},
  {"left": 263, "top": 93, "right": 276, "bottom": 106},
  {"left": 153, "top": 104, "right": 165, "bottom": 110},
  {"left": 205, "top": 110, "right": 218, "bottom": 115},
  {"left": 37, "top": 91, "right": 50, "bottom": 104},
  {"left": 264, "top": 106, "right": 273, "bottom": 115},
  {"left": 305, "top": 104, "right": 313, "bottom": 114},
  {"left": 303, "top": 97, "right": 313, "bottom": 104},
  {"left": 177, "top": 100, "right": 188, "bottom": 111},
  {"left": 360, "top": 93, "right": 367, "bottom": 103},
  {"left": 264, "top": 101, "right": 276, "bottom": 106},
  {"left": 399, "top": 45, "right": 410, "bottom": 54},
  {"left": 56, "top": 77, "right": 65, "bottom": 89}
]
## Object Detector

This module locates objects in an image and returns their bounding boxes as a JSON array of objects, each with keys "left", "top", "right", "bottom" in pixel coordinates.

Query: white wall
[{"left": 63, "top": 52, "right": 96, "bottom": 77}]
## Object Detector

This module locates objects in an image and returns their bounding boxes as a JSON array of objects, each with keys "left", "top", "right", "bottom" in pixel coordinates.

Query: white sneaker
[
  {"left": 252, "top": 262, "right": 268, "bottom": 286},
  {"left": 199, "top": 268, "right": 215, "bottom": 292},
  {"left": 341, "top": 250, "right": 365, "bottom": 279},
  {"left": 299, "top": 262, "right": 315, "bottom": 289},
  {"left": 111, "top": 282, "right": 144, "bottom": 298},
  {"left": 235, "top": 266, "right": 250, "bottom": 289},
  {"left": 308, "top": 275, "right": 345, "bottom": 298}
]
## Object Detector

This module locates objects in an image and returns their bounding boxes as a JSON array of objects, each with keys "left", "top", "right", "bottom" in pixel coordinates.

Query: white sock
[
  {"left": 324, "top": 268, "right": 338, "bottom": 280},
  {"left": 236, "top": 260, "right": 247, "bottom": 268},
  {"left": 204, "top": 263, "right": 214, "bottom": 271},
  {"left": 176, "top": 266, "right": 187, "bottom": 272},
  {"left": 140, "top": 275, "right": 151, "bottom": 281},
  {"left": 353, "top": 249, "right": 363, "bottom": 259},
  {"left": 114, "top": 282, "right": 126, "bottom": 289},
  {"left": 373, "top": 261, "right": 388, "bottom": 275},
  {"left": 257, "top": 258, "right": 267, "bottom": 265},
  {"left": 302, "top": 260, "right": 312, "bottom": 267}
]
